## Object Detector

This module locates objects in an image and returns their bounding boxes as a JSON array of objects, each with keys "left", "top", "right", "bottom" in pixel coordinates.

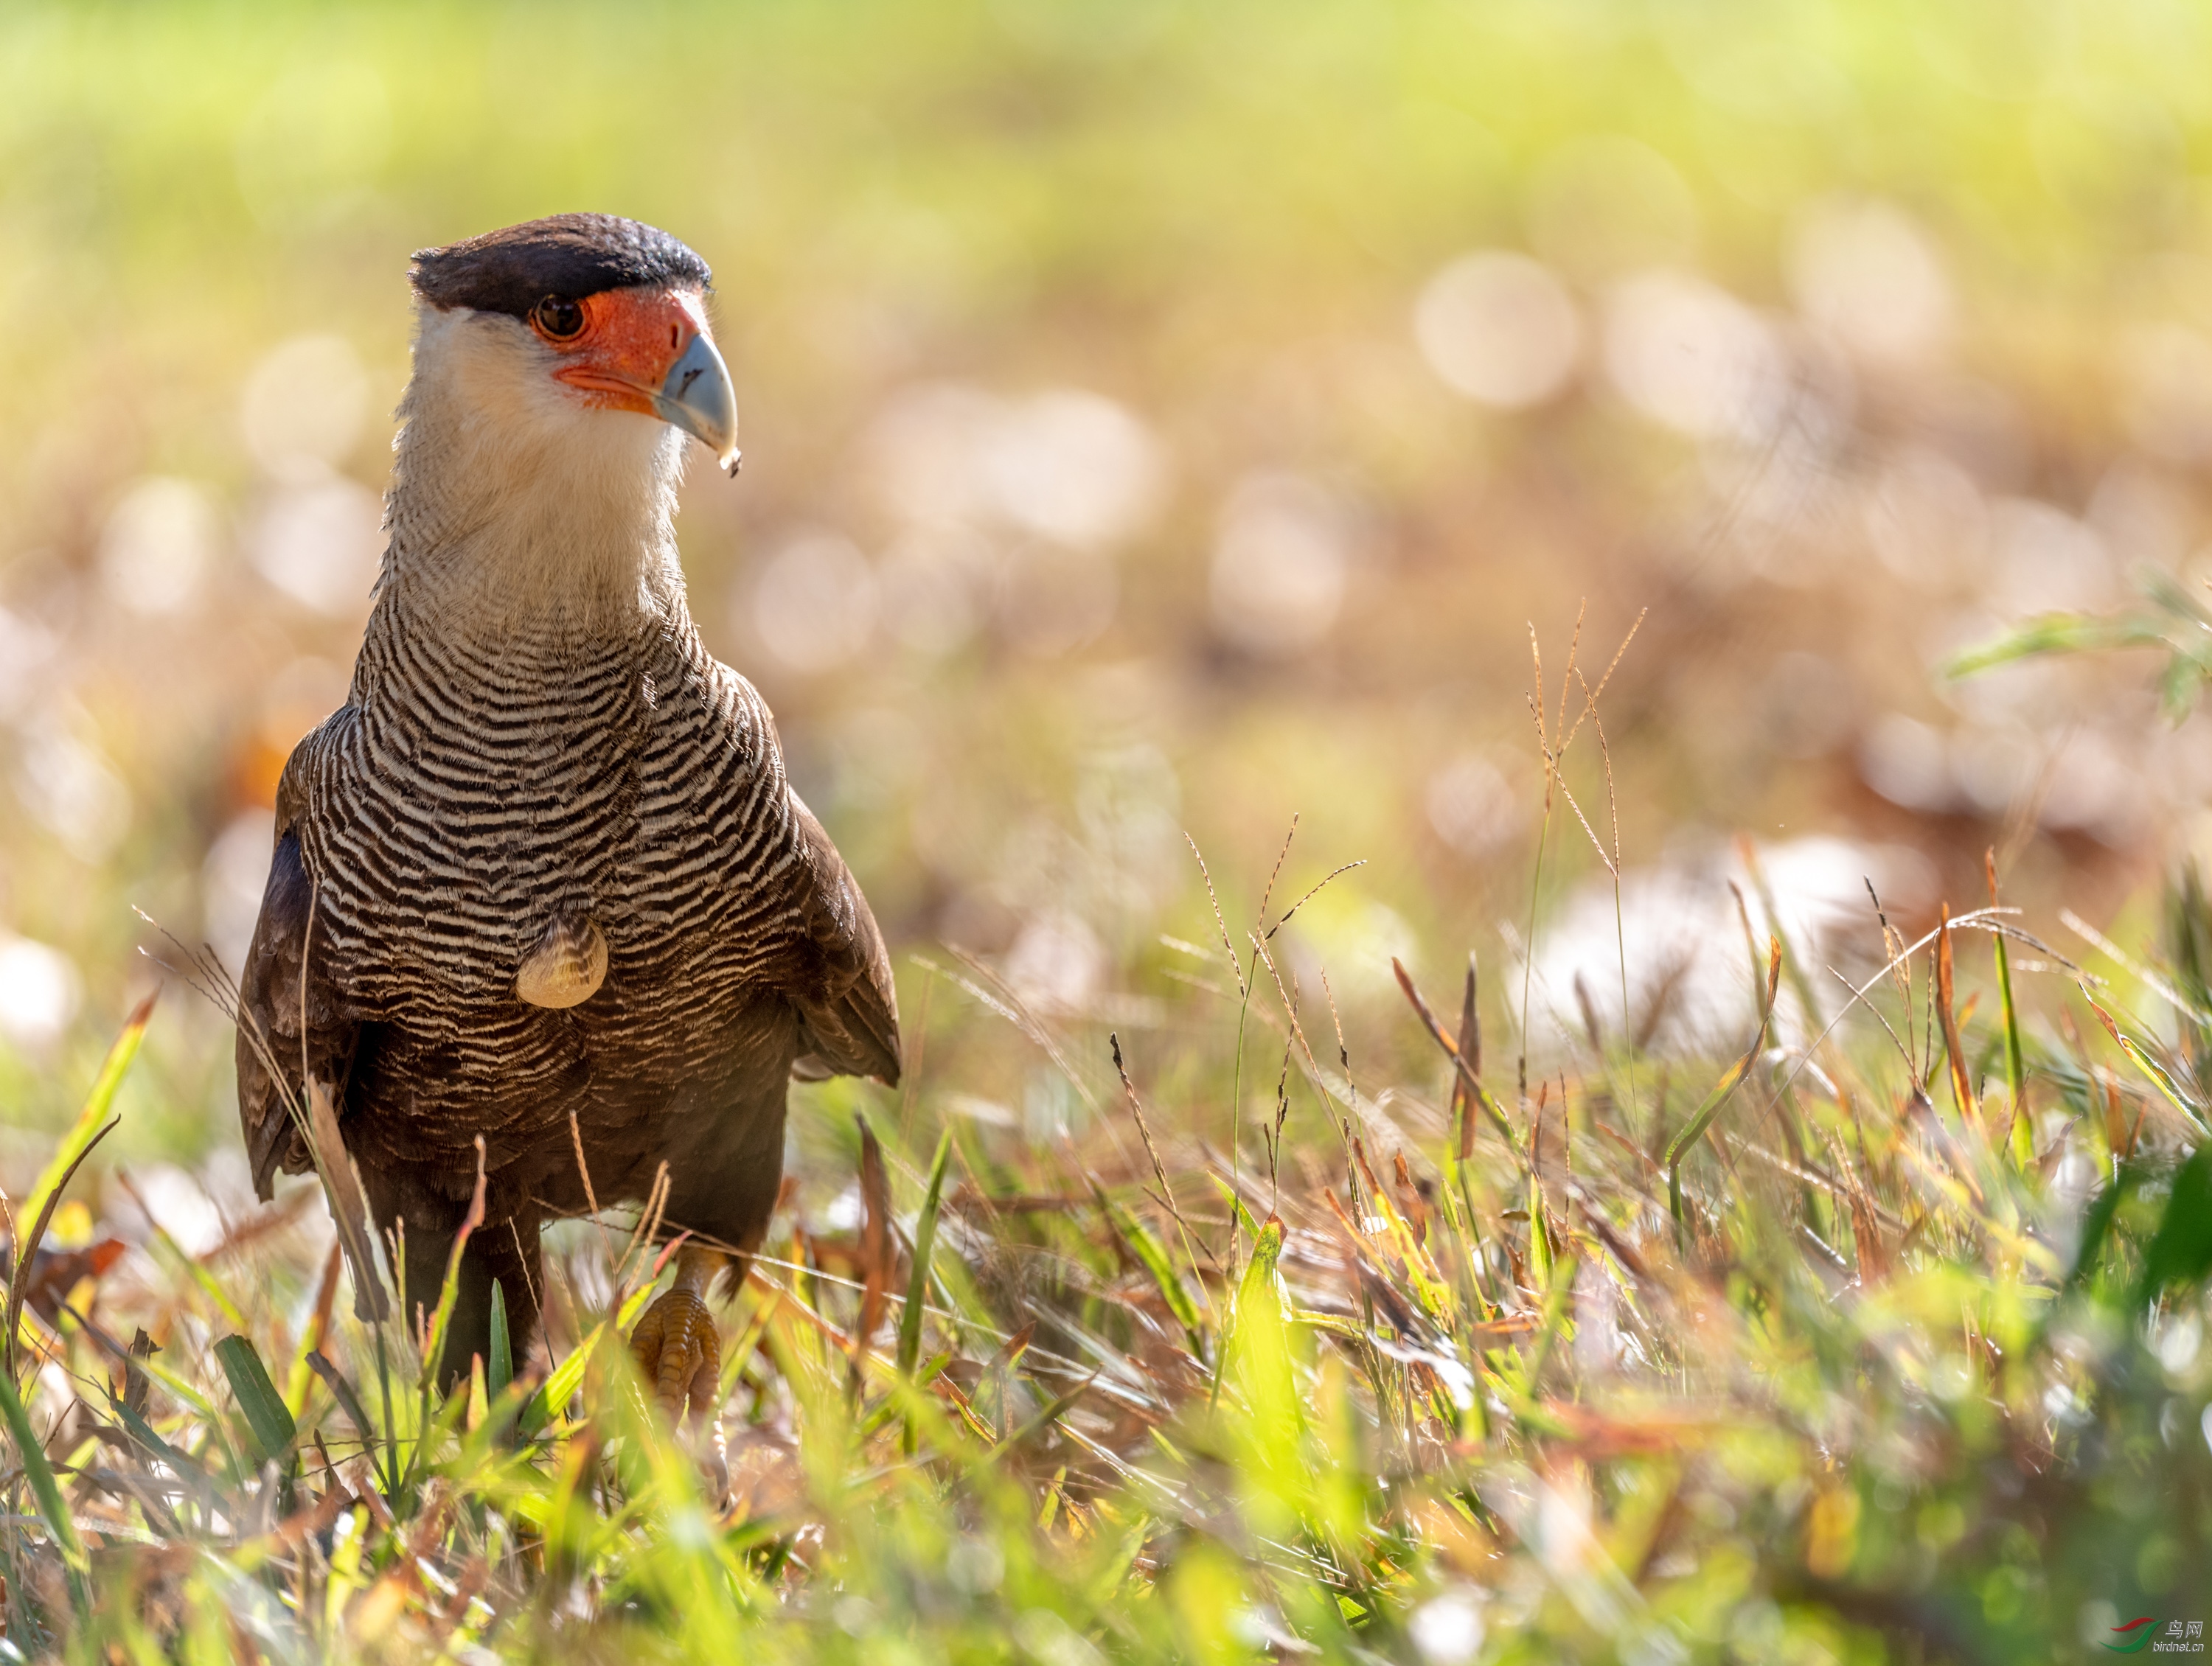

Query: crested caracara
[{"left": 235, "top": 214, "right": 900, "bottom": 1450}]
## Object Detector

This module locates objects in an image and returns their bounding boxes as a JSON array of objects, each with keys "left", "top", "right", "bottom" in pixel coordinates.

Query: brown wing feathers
[
  {"left": 237, "top": 818, "right": 362, "bottom": 1200},
  {"left": 787, "top": 794, "right": 902, "bottom": 1087}
]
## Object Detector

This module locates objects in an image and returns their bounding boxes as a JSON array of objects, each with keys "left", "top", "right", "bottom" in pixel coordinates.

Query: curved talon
[{"left": 630, "top": 1285, "right": 721, "bottom": 1425}]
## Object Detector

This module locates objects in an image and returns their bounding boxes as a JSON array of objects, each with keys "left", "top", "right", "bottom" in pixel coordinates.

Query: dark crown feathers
[{"left": 409, "top": 214, "right": 712, "bottom": 319}]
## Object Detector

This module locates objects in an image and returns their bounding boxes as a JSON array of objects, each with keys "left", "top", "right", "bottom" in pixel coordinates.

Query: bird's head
[{"left": 406, "top": 213, "right": 740, "bottom": 477}]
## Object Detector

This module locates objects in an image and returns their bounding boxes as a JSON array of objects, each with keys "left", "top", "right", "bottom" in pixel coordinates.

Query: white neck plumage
[{"left": 373, "top": 305, "right": 692, "bottom": 646}]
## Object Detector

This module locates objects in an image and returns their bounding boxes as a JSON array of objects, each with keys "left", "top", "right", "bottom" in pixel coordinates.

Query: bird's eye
[{"left": 530, "top": 296, "right": 587, "bottom": 343}]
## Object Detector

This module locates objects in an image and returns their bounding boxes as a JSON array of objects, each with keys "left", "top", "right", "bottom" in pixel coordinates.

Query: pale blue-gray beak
[{"left": 653, "top": 333, "right": 741, "bottom": 475}]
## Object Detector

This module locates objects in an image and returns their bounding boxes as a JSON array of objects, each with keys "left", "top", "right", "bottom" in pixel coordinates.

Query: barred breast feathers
[{"left": 288, "top": 296, "right": 808, "bottom": 1017}]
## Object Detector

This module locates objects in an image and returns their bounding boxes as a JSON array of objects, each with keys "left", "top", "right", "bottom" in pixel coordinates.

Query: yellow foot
[{"left": 630, "top": 1286, "right": 721, "bottom": 1425}]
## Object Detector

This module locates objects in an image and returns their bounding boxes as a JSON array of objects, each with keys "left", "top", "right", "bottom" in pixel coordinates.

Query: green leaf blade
[
  {"left": 2140, "top": 1144, "right": 2212, "bottom": 1303},
  {"left": 897, "top": 1129, "right": 955, "bottom": 1379},
  {"left": 1105, "top": 1194, "right": 1204, "bottom": 1355},
  {"left": 215, "top": 1334, "right": 297, "bottom": 1469},
  {"left": 19, "top": 994, "right": 154, "bottom": 1236},
  {"left": 0, "top": 1362, "right": 88, "bottom": 1595},
  {"left": 521, "top": 1321, "right": 605, "bottom": 1438},
  {"left": 488, "top": 1277, "right": 513, "bottom": 1404}
]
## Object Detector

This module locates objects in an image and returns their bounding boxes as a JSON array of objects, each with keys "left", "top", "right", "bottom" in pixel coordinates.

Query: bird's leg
[
  {"left": 628, "top": 1244, "right": 730, "bottom": 1499},
  {"left": 630, "top": 1244, "right": 725, "bottom": 1420}
]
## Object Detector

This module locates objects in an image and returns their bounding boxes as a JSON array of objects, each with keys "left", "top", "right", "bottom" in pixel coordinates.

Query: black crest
[{"left": 409, "top": 214, "right": 712, "bottom": 318}]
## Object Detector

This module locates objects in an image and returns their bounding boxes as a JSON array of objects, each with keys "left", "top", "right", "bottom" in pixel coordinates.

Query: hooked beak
[
  {"left": 548, "top": 287, "right": 742, "bottom": 475},
  {"left": 652, "top": 333, "right": 740, "bottom": 475}
]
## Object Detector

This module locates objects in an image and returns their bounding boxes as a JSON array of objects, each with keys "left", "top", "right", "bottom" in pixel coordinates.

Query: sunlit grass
[{"left": 4, "top": 787, "right": 2211, "bottom": 1662}]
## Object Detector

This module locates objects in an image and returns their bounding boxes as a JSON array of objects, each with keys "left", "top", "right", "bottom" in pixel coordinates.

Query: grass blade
[
  {"left": 855, "top": 1114, "right": 894, "bottom": 1361},
  {"left": 983, "top": 1376, "right": 1093, "bottom": 1465},
  {"left": 4, "top": 1118, "right": 119, "bottom": 1381},
  {"left": 521, "top": 1320, "right": 605, "bottom": 1438},
  {"left": 1944, "top": 612, "right": 2153, "bottom": 679},
  {"left": 1100, "top": 1191, "right": 1206, "bottom": 1359},
  {"left": 488, "top": 1278, "right": 513, "bottom": 1404},
  {"left": 307, "top": 1350, "right": 380, "bottom": 1460},
  {"left": 2138, "top": 1143, "right": 2212, "bottom": 1303},
  {"left": 215, "top": 1334, "right": 297, "bottom": 1468},
  {"left": 1666, "top": 936, "right": 1781, "bottom": 1236},
  {"left": 130, "top": 1344, "right": 224, "bottom": 1424},
  {"left": 307, "top": 1345, "right": 389, "bottom": 1493},
  {"left": 0, "top": 1359, "right": 88, "bottom": 1612},
  {"left": 1225, "top": 1215, "right": 1297, "bottom": 1432},
  {"left": 2082, "top": 986, "right": 2212, "bottom": 1138},
  {"left": 1988, "top": 857, "right": 2031, "bottom": 1168},
  {"left": 1935, "top": 905, "right": 1978, "bottom": 1126},
  {"left": 4, "top": 993, "right": 143, "bottom": 1381},
  {"left": 419, "top": 1135, "right": 489, "bottom": 1394},
  {"left": 1209, "top": 1171, "right": 1265, "bottom": 1241},
  {"left": 108, "top": 1393, "right": 214, "bottom": 1506},
  {"left": 17, "top": 991, "right": 153, "bottom": 1235},
  {"left": 897, "top": 1129, "right": 954, "bottom": 1379},
  {"left": 1394, "top": 958, "right": 1525, "bottom": 1166},
  {"left": 1526, "top": 1165, "right": 1554, "bottom": 1291}
]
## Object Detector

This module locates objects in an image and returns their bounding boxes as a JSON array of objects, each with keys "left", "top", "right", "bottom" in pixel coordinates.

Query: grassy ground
[
  {"left": 9, "top": 1, "right": 2212, "bottom": 1659},
  {"left": 4, "top": 672, "right": 2211, "bottom": 1665}
]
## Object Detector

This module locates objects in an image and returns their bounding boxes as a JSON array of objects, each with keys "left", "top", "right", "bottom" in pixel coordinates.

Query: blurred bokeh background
[{"left": 7, "top": 0, "right": 2212, "bottom": 1219}]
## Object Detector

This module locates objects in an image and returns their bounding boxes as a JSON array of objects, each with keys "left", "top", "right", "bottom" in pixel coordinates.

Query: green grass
[
  {"left": 5, "top": 801, "right": 2212, "bottom": 1664},
  {"left": 7, "top": 0, "right": 2212, "bottom": 1657}
]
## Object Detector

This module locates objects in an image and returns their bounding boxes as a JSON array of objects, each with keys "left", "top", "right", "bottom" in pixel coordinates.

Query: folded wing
[
  {"left": 235, "top": 725, "right": 363, "bottom": 1200},
  {"left": 782, "top": 791, "right": 901, "bottom": 1087}
]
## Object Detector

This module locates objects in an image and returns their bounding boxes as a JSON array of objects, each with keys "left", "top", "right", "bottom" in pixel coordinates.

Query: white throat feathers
[{"left": 375, "top": 304, "right": 693, "bottom": 641}]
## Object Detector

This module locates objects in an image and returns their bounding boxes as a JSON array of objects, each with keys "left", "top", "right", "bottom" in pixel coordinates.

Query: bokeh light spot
[
  {"left": 1208, "top": 473, "right": 1354, "bottom": 656},
  {"left": 248, "top": 475, "right": 385, "bottom": 616},
  {"left": 751, "top": 532, "right": 879, "bottom": 673},
  {"left": 0, "top": 935, "right": 81, "bottom": 1053},
  {"left": 1604, "top": 270, "right": 1784, "bottom": 439},
  {"left": 240, "top": 334, "right": 371, "bottom": 482},
  {"left": 100, "top": 477, "right": 218, "bottom": 616},
  {"left": 1414, "top": 251, "right": 1582, "bottom": 408}
]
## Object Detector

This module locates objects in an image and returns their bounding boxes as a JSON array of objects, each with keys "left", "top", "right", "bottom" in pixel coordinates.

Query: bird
[{"left": 233, "top": 213, "right": 900, "bottom": 1437}]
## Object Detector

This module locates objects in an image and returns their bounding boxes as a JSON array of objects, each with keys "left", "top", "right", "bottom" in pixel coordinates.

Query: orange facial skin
[{"left": 538, "top": 287, "right": 714, "bottom": 414}]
